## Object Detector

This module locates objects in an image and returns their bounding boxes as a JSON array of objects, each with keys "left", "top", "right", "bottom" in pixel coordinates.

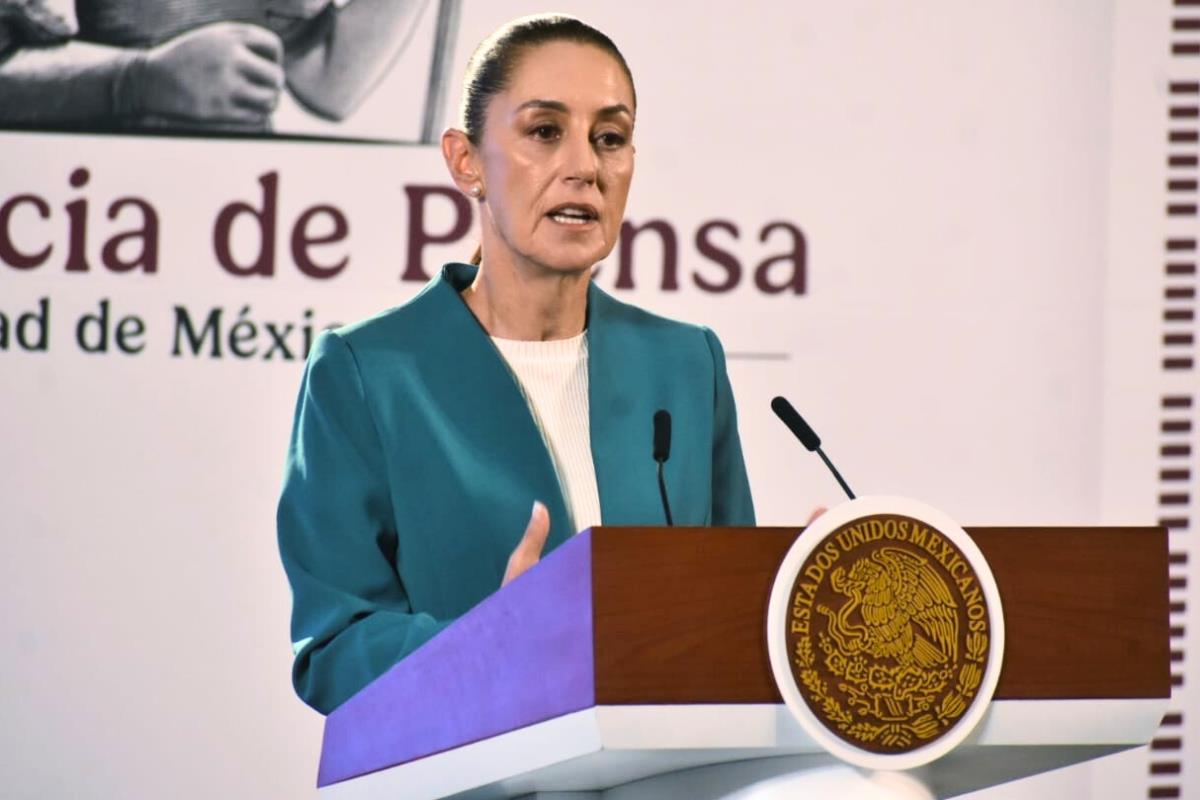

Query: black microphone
[
  {"left": 652, "top": 409, "right": 675, "bottom": 526},
  {"left": 770, "top": 396, "right": 856, "bottom": 500}
]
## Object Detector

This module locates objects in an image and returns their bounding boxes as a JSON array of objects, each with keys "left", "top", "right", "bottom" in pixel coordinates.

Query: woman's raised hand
[{"left": 501, "top": 501, "right": 551, "bottom": 587}]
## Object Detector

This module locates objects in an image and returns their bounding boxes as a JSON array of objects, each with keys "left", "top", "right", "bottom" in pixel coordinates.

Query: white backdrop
[{"left": 0, "top": 1, "right": 1190, "bottom": 798}]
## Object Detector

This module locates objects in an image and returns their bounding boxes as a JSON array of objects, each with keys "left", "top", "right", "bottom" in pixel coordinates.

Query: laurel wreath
[
  {"left": 794, "top": 629, "right": 989, "bottom": 746},
  {"left": 796, "top": 636, "right": 854, "bottom": 726},
  {"left": 935, "top": 631, "right": 987, "bottom": 725}
]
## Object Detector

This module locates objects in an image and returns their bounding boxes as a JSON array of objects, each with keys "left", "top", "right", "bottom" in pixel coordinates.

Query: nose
[{"left": 562, "top": 129, "right": 598, "bottom": 188}]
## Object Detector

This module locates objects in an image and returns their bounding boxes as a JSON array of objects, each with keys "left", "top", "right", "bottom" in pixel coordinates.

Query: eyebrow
[{"left": 514, "top": 99, "right": 634, "bottom": 118}]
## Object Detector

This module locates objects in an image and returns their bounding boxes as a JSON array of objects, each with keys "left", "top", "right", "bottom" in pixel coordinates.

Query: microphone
[
  {"left": 770, "top": 396, "right": 856, "bottom": 500},
  {"left": 652, "top": 409, "right": 675, "bottom": 526}
]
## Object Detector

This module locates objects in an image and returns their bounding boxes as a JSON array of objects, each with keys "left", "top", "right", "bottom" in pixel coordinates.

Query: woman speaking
[{"left": 277, "top": 14, "right": 756, "bottom": 714}]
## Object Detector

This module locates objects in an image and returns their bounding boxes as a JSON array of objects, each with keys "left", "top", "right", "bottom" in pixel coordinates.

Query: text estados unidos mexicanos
[{"left": 788, "top": 518, "right": 989, "bottom": 637}]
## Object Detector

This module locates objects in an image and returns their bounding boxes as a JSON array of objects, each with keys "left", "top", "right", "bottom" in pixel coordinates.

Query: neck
[{"left": 462, "top": 253, "right": 590, "bottom": 341}]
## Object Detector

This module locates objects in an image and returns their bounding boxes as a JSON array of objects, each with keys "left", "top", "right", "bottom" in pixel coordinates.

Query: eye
[
  {"left": 594, "top": 131, "right": 628, "bottom": 150},
  {"left": 530, "top": 123, "right": 561, "bottom": 141}
]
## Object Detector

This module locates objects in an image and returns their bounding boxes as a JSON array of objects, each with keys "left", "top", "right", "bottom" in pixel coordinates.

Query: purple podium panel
[{"left": 318, "top": 529, "right": 597, "bottom": 787}]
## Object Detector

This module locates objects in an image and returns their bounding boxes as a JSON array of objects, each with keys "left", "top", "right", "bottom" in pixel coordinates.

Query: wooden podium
[{"left": 315, "top": 526, "right": 1169, "bottom": 799}]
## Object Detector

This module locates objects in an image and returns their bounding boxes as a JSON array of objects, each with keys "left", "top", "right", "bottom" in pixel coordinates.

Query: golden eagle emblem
[
  {"left": 823, "top": 547, "right": 958, "bottom": 669},
  {"left": 785, "top": 516, "right": 992, "bottom": 753}
]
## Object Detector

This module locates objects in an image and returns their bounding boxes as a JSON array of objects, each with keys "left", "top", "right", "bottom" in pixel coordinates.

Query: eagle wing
[
  {"left": 874, "top": 547, "right": 959, "bottom": 666},
  {"left": 853, "top": 559, "right": 912, "bottom": 661}
]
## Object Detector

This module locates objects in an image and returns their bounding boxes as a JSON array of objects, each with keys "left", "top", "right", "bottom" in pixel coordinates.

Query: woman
[{"left": 277, "top": 14, "right": 755, "bottom": 715}]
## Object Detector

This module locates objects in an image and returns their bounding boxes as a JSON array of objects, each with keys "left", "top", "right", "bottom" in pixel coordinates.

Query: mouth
[{"left": 546, "top": 203, "right": 600, "bottom": 227}]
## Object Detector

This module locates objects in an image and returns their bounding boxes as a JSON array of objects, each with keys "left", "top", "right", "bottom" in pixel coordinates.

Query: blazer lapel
[
  {"left": 586, "top": 283, "right": 664, "bottom": 526},
  {"left": 429, "top": 264, "right": 574, "bottom": 548}
]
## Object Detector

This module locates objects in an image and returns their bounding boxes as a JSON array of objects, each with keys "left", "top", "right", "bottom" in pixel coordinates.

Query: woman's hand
[{"left": 501, "top": 501, "right": 550, "bottom": 587}]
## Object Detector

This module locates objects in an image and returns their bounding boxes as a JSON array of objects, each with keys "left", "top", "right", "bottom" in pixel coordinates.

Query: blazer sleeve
[
  {"left": 277, "top": 330, "right": 450, "bottom": 714},
  {"left": 702, "top": 327, "right": 757, "bottom": 526}
]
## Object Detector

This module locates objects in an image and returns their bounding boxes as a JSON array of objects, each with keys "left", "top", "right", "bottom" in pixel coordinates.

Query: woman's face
[{"left": 476, "top": 41, "right": 636, "bottom": 273}]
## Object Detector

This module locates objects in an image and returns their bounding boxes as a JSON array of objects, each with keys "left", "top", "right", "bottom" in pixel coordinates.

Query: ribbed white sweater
[{"left": 491, "top": 332, "right": 601, "bottom": 533}]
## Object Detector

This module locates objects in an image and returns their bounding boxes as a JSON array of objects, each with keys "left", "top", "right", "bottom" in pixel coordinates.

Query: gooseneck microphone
[
  {"left": 770, "top": 396, "right": 856, "bottom": 500},
  {"left": 652, "top": 409, "right": 675, "bottom": 526}
]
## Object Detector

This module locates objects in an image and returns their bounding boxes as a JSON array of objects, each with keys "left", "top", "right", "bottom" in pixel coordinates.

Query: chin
[{"left": 529, "top": 243, "right": 609, "bottom": 275}]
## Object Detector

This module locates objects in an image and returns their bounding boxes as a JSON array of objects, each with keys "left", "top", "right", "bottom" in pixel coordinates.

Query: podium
[{"left": 316, "top": 526, "right": 1169, "bottom": 799}]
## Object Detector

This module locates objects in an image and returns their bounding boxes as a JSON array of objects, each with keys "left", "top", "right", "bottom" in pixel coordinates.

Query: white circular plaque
[{"left": 766, "top": 495, "right": 1005, "bottom": 771}]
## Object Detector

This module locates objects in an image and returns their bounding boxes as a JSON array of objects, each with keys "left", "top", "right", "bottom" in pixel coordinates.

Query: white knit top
[{"left": 491, "top": 331, "right": 602, "bottom": 533}]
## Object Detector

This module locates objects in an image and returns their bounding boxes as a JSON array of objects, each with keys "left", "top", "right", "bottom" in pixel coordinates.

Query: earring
[{"left": 470, "top": 185, "right": 481, "bottom": 197}]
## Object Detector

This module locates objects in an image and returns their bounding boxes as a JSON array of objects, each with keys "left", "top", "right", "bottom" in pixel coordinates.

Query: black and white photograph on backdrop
[{"left": 0, "top": 0, "right": 459, "bottom": 139}]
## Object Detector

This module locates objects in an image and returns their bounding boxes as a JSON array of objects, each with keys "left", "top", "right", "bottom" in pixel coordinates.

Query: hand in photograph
[
  {"left": 0, "top": 0, "right": 455, "bottom": 137},
  {"left": 137, "top": 22, "right": 284, "bottom": 125}
]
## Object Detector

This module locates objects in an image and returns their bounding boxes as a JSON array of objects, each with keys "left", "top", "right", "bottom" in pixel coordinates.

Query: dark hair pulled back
[
  {"left": 459, "top": 15, "right": 637, "bottom": 265},
  {"left": 461, "top": 14, "right": 636, "bottom": 146}
]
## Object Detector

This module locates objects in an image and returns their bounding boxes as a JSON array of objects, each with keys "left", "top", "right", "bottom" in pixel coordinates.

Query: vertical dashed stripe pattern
[{"left": 1153, "top": 5, "right": 1198, "bottom": 795}]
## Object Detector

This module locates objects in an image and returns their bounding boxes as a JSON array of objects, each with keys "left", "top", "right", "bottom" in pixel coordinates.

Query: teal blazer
[{"left": 278, "top": 263, "right": 755, "bottom": 713}]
